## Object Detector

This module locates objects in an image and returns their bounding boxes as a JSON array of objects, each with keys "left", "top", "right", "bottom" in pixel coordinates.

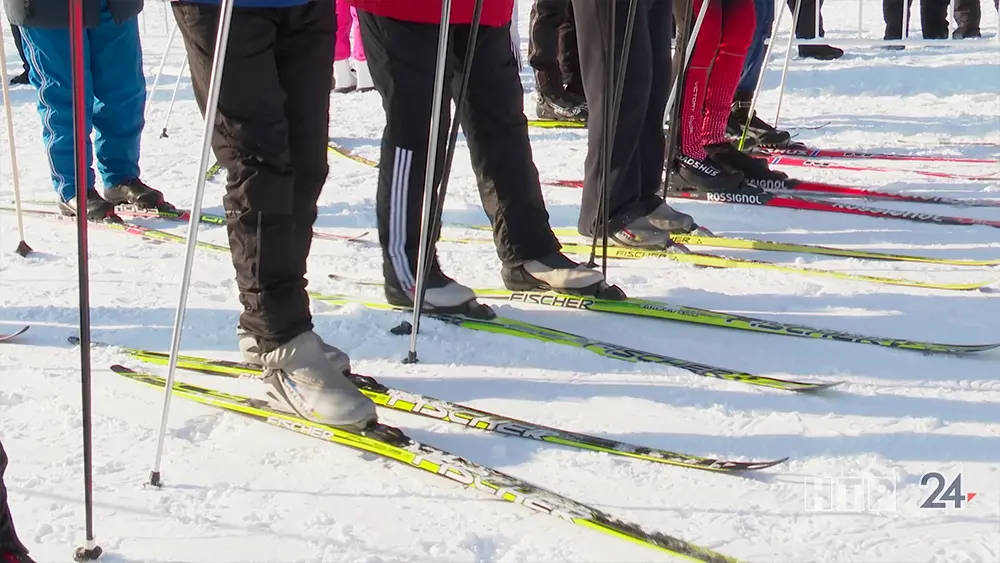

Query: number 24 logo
[{"left": 920, "top": 472, "right": 977, "bottom": 509}]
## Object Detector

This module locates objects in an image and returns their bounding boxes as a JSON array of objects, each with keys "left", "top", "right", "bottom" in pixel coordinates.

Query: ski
[
  {"left": 467, "top": 289, "right": 1000, "bottom": 355},
  {"left": 328, "top": 139, "right": 380, "bottom": 167},
  {"left": 745, "top": 178, "right": 1000, "bottom": 208},
  {"left": 439, "top": 234, "right": 997, "bottom": 292},
  {"left": 111, "top": 366, "right": 741, "bottom": 562},
  {"left": 321, "top": 277, "right": 996, "bottom": 355},
  {"left": 752, "top": 146, "right": 998, "bottom": 165},
  {"left": 206, "top": 161, "right": 223, "bottom": 181},
  {"left": 527, "top": 119, "right": 587, "bottom": 129},
  {"left": 7, "top": 205, "right": 369, "bottom": 244},
  {"left": 544, "top": 226, "right": 1000, "bottom": 267},
  {"left": 308, "top": 292, "right": 837, "bottom": 392},
  {"left": 86, "top": 340, "right": 786, "bottom": 472},
  {"left": 549, "top": 176, "right": 1000, "bottom": 207},
  {"left": 763, "top": 154, "right": 1000, "bottom": 182},
  {"left": 664, "top": 190, "right": 1000, "bottom": 230},
  {"left": 0, "top": 326, "right": 29, "bottom": 343},
  {"left": 4, "top": 207, "right": 232, "bottom": 252}
]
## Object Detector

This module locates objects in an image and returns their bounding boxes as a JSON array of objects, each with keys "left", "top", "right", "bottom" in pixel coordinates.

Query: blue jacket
[{"left": 5, "top": 0, "right": 142, "bottom": 28}]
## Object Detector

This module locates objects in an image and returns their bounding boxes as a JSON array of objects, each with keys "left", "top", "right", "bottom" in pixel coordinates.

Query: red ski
[
  {"left": 546, "top": 178, "right": 1000, "bottom": 208},
  {"left": 753, "top": 146, "right": 997, "bottom": 165},
  {"left": 763, "top": 154, "right": 999, "bottom": 181},
  {"left": 747, "top": 178, "right": 1000, "bottom": 208},
  {"left": 665, "top": 190, "right": 1000, "bottom": 229}
]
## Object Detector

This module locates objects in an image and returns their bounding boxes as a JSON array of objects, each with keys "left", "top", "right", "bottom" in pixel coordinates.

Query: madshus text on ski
[{"left": 1, "top": 0, "right": 998, "bottom": 560}]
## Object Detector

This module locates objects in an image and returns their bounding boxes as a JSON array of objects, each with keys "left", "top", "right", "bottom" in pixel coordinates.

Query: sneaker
[
  {"left": 58, "top": 190, "right": 123, "bottom": 223},
  {"left": 9, "top": 72, "right": 28, "bottom": 86},
  {"left": 103, "top": 179, "right": 173, "bottom": 211},
  {"left": 354, "top": 60, "right": 374, "bottom": 92},
  {"left": 333, "top": 59, "right": 356, "bottom": 93},
  {"left": 728, "top": 98, "right": 793, "bottom": 148},
  {"left": 705, "top": 142, "right": 787, "bottom": 181},
  {"left": 501, "top": 251, "right": 624, "bottom": 299},
  {"left": 384, "top": 262, "right": 493, "bottom": 318},
  {"left": 536, "top": 90, "right": 588, "bottom": 122},
  {"left": 252, "top": 330, "right": 377, "bottom": 431},
  {"left": 673, "top": 154, "right": 747, "bottom": 193}
]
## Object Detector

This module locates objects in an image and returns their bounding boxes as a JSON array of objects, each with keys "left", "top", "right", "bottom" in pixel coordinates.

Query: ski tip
[{"left": 795, "top": 380, "right": 843, "bottom": 392}]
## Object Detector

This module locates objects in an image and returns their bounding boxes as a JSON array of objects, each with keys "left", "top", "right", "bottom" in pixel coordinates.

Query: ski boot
[
  {"left": 58, "top": 190, "right": 123, "bottom": 223},
  {"left": 705, "top": 142, "right": 788, "bottom": 189},
  {"left": 104, "top": 179, "right": 178, "bottom": 213},
  {"left": 536, "top": 89, "right": 588, "bottom": 122},
  {"left": 384, "top": 261, "right": 495, "bottom": 320},
  {"left": 727, "top": 92, "right": 796, "bottom": 149},
  {"left": 501, "top": 251, "right": 626, "bottom": 300}
]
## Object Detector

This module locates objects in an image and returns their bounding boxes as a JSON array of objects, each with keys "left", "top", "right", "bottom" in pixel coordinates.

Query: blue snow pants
[
  {"left": 20, "top": 0, "right": 146, "bottom": 202},
  {"left": 738, "top": 0, "right": 774, "bottom": 93}
]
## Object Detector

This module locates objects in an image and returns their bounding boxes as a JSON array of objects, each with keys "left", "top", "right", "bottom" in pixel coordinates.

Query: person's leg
[
  {"left": 359, "top": 11, "right": 485, "bottom": 312},
  {"left": 737, "top": 0, "right": 771, "bottom": 95},
  {"left": 922, "top": 0, "right": 951, "bottom": 38},
  {"left": 0, "top": 440, "right": 29, "bottom": 559},
  {"left": 20, "top": 26, "right": 97, "bottom": 203},
  {"left": 10, "top": 25, "right": 30, "bottom": 80},
  {"left": 173, "top": 1, "right": 376, "bottom": 430},
  {"left": 173, "top": 2, "right": 307, "bottom": 344},
  {"left": 576, "top": 0, "right": 690, "bottom": 242},
  {"left": 89, "top": 4, "right": 166, "bottom": 209},
  {"left": 953, "top": 0, "right": 982, "bottom": 37},
  {"left": 349, "top": 7, "right": 365, "bottom": 61},
  {"left": 275, "top": 0, "right": 334, "bottom": 322},
  {"left": 701, "top": 0, "right": 755, "bottom": 148},
  {"left": 454, "top": 24, "right": 608, "bottom": 294},
  {"left": 332, "top": 0, "right": 356, "bottom": 91},
  {"left": 559, "top": 0, "right": 584, "bottom": 96},
  {"left": 334, "top": 0, "right": 351, "bottom": 61},
  {"left": 529, "top": 0, "right": 568, "bottom": 95},
  {"left": 883, "top": 0, "right": 914, "bottom": 38}
]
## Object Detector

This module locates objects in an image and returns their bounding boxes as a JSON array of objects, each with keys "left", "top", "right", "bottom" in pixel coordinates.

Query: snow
[{"left": 1, "top": 2, "right": 999, "bottom": 562}]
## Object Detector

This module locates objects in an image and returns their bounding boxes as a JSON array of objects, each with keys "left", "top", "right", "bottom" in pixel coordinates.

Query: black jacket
[{"left": 5, "top": 0, "right": 142, "bottom": 29}]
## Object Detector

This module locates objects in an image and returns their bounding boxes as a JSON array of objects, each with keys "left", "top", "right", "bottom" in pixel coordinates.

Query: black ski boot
[
  {"left": 384, "top": 261, "right": 495, "bottom": 319},
  {"left": 727, "top": 92, "right": 794, "bottom": 148},
  {"left": 705, "top": 142, "right": 788, "bottom": 182},
  {"left": 502, "top": 251, "right": 626, "bottom": 300},
  {"left": 672, "top": 154, "right": 750, "bottom": 193},
  {"left": 536, "top": 89, "right": 588, "bottom": 122},
  {"left": 103, "top": 179, "right": 177, "bottom": 212},
  {"left": 58, "top": 190, "right": 123, "bottom": 223}
]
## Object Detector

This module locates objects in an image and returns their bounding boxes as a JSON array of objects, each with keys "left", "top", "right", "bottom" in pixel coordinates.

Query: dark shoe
[
  {"left": 797, "top": 45, "right": 844, "bottom": 60},
  {"left": 728, "top": 92, "right": 794, "bottom": 148},
  {"left": 58, "top": 190, "right": 123, "bottom": 223},
  {"left": 103, "top": 179, "right": 175, "bottom": 211},
  {"left": 953, "top": 28, "right": 982, "bottom": 39},
  {"left": 705, "top": 142, "right": 788, "bottom": 181},
  {"left": 9, "top": 72, "right": 28, "bottom": 85},
  {"left": 501, "top": 251, "right": 624, "bottom": 299}
]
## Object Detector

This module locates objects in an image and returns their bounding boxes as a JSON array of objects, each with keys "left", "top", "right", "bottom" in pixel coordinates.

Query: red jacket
[{"left": 348, "top": 0, "right": 515, "bottom": 27}]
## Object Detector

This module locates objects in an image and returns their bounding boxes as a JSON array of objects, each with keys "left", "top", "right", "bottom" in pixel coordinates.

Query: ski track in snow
[{"left": 2, "top": 2, "right": 1000, "bottom": 562}]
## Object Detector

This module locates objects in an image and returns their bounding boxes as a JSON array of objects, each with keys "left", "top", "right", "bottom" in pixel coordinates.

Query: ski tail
[{"left": 112, "top": 366, "right": 742, "bottom": 563}]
